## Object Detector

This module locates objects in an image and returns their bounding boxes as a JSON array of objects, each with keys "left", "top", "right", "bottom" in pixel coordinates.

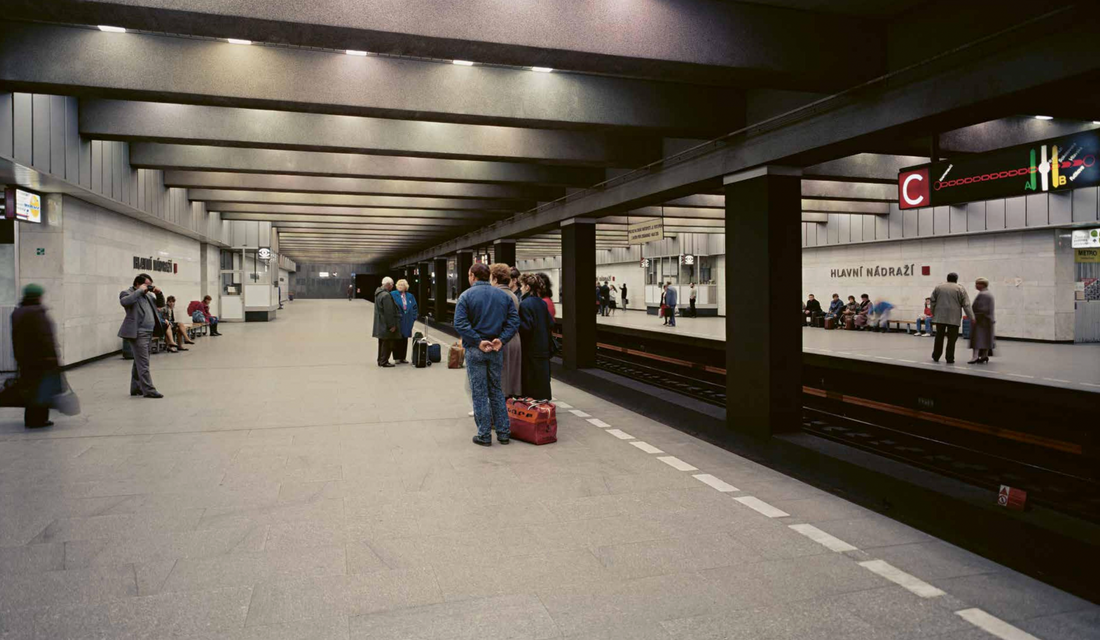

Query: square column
[
  {"left": 456, "top": 250, "right": 474, "bottom": 297},
  {"left": 417, "top": 261, "right": 431, "bottom": 313},
  {"left": 724, "top": 167, "right": 802, "bottom": 438},
  {"left": 561, "top": 218, "right": 597, "bottom": 370},
  {"left": 432, "top": 257, "right": 448, "bottom": 321},
  {"left": 493, "top": 239, "right": 516, "bottom": 266}
]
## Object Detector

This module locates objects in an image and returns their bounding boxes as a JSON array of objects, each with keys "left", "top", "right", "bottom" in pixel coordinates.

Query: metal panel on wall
[
  {"left": 864, "top": 214, "right": 876, "bottom": 241},
  {"left": 64, "top": 96, "right": 78, "bottom": 182},
  {"left": 49, "top": 95, "right": 65, "bottom": 177},
  {"left": 888, "top": 204, "right": 903, "bottom": 238},
  {"left": 1025, "top": 193, "right": 1048, "bottom": 226},
  {"left": 31, "top": 94, "right": 50, "bottom": 172},
  {"left": 1005, "top": 196, "right": 1026, "bottom": 228},
  {"left": 1072, "top": 187, "right": 1098, "bottom": 222},
  {"left": 0, "top": 93, "right": 12, "bottom": 158},
  {"left": 918, "top": 207, "right": 933, "bottom": 236},
  {"left": 949, "top": 205, "right": 967, "bottom": 233},
  {"left": 12, "top": 93, "right": 32, "bottom": 165},
  {"left": 1049, "top": 192, "right": 1072, "bottom": 225},
  {"left": 986, "top": 199, "right": 1006, "bottom": 229},
  {"left": 932, "top": 206, "right": 948, "bottom": 235},
  {"left": 849, "top": 215, "right": 863, "bottom": 243},
  {"left": 967, "top": 201, "right": 986, "bottom": 231},
  {"left": 90, "top": 140, "right": 102, "bottom": 193},
  {"left": 837, "top": 213, "right": 850, "bottom": 244}
]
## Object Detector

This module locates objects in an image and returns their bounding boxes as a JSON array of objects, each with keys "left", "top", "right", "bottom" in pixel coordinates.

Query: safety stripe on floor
[
  {"left": 733, "top": 496, "right": 789, "bottom": 518},
  {"left": 858, "top": 559, "right": 945, "bottom": 598},
  {"left": 955, "top": 608, "right": 1041, "bottom": 640},
  {"left": 656, "top": 456, "right": 697, "bottom": 471},
  {"left": 692, "top": 473, "right": 738, "bottom": 492},
  {"left": 629, "top": 441, "right": 663, "bottom": 454},
  {"left": 605, "top": 429, "right": 634, "bottom": 440},
  {"left": 587, "top": 418, "right": 611, "bottom": 428},
  {"left": 788, "top": 524, "right": 858, "bottom": 552}
]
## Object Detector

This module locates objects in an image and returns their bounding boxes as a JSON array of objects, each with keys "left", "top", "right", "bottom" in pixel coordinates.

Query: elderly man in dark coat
[
  {"left": 10, "top": 284, "right": 62, "bottom": 427},
  {"left": 373, "top": 277, "right": 402, "bottom": 368},
  {"left": 119, "top": 273, "right": 166, "bottom": 398},
  {"left": 929, "top": 272, "right": 973, "bottom": 364}
]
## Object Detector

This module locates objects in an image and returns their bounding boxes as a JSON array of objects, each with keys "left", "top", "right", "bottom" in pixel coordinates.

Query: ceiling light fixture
[
  {"left": 98, "top": 25, "right": 126, "bottom": 33},
  {"left": 227, "top": 38, "right": 252, "bottom": 45},
  {"left": 346, "top": 50, "right": 368, "bottom": 56},
  {"left": 452, "top": 60, "right": 475, "bottom": 66},
  {"left": 1034, "top": 115, "right": 1053, "bottom": 120},
  {"left": 1094, "top": 121, "right": 1100, "bottom": 125},
  {"left": 531, "top": 67, "right": 553, "bottom": 73}
]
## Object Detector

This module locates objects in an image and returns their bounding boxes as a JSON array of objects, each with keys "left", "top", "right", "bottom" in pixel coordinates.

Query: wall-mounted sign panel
[
  {"left": 257, "top": 247, "right": 272, "bottom": 261},
  {"left": 899, "top": 131, "right": 1099, "bottom": 209},
  {"left": 5, "top": 187, "right": 42, "bottom": 223},
  {"left": 628, "top": 220, "right": 664, "bottom": 244},
  {"left": 1072, "top": 228, "right": 1100, "bottom": 248}
]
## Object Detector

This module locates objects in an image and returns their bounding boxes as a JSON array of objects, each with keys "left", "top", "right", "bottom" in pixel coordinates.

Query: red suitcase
[
  {"left": 507, "top": 398, "right": 558, "bottom": 445},
  {"left": 824, "top": 316, "right": 836, "bottom": 330}
]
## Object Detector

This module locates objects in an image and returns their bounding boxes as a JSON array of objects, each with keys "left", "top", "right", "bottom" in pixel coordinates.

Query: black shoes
[
  {"left": 211, "top": 332, "right": 222, "bottom": 337},
  {"left": 379, "top": 362, "right": 395, "bottom": 368},
  {"left": 144, "top": 391, "right": 164, "bottom": 399},
  {"left": 26, "top": 421, "right": 54, "bottom": 429},
  {"left": 472, "top": 436, "right": 491, "bottom": 447},
  {"left": 967, "top": 357, "right": 989, "bottom": 365},
  {"left": 131, "top": 389, "right": 142, "bottom": 396},
  {"left": 395, "top": 359, "right": 408, "bottom": 364},
  {"left": 497, "top": 437, "right": 510, "bottom": 445}
]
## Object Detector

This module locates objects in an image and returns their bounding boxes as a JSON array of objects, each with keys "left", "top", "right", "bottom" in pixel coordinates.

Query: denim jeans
[
  {"left": 917, "top": 317, "right": 933, "bottom": 333},
  {"left": 466, "top": 347, "right": 509, "bottom": 441}
]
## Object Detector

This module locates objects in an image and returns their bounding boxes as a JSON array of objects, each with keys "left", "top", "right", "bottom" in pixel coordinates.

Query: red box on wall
[{"left": 997, "top": 485, "right": 1027, "bottom": 511}]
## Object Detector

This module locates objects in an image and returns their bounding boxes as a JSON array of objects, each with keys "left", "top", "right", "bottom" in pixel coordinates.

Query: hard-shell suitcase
[
  {"left": 824, "top": 317, "right": 836, "bottom": 330},
  {"left": 412, "top": 331, "right": 430, "bottom": 368},
  {"left": 812, "top": 315, "right": 825, "bottom": 328},
  {"left": 844, "top": 316, "right": 855, "bottom": 330},
  {"left": 448, "top": 342, "right": 465, "bottom": 369},
  {"left": 507, "top": 398, "right": 557, "bottom": 445},
  {"left": 428, "top": 343, "right": 442, "bottom": 363}
]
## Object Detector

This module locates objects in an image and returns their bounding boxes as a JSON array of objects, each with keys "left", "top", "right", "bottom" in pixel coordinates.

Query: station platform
[
  {"left": 591, "top": 310, "right": 1100, "bottom": 393},
  {"left": 1, "top": 299, "right": 1096, "bottom": 639}
]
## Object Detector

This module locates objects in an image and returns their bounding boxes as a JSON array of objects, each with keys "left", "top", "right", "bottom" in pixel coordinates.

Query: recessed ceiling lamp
[
  {"left": 1034, "top": 115, "right": 1053, "bottom": 120},
  {"left": 346, "top": 50, "right": 368, "bottom": 56},
  {"left": 227, "top": 38, "right": 252, "bottom": 45},
  {"left": 531, "top": 67, "right": 553, "bottom": 73},
  {"left": 1093, "top": 121, "right": 1100, "bottom": 125},
  {"left": 98, "top": 25, "right": 126, "bottom": 33},
  {"left": 452, "top": 60, "right": 475, "bottom": 66}
]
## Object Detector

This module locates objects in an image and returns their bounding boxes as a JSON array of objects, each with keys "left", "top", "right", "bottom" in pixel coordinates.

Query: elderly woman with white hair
[
  {"left": 390, "top": 278, "right": 419, "bottom": 364},
  {"left": 373, "top": 277, "right": 401, "bottom": 367},
  {"left": 968, "top": 277, "right": 995, "bottom": 364}
]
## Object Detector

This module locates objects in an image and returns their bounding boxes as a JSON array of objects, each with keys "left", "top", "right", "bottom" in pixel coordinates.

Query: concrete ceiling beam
[
  {"left": 800, "top": 199, "right": 890, "bottom": 214},
  {"left": 0, "top": 22, "right": 738, "bottom": 135},
  {"left": 163, "top": 171, "right": 562, "bottom": 200},
  {"left": 0, "top": 1, "right": 886, "bottom": 91},
  {"left": 802, "top": 154, "right": 930, "bottom": 183},
  {"left": 80, "top": 99, "right": 659, "bottom": 166},
  {"left": 800, "top": 179, "right": 897, "bottom": 201},
  {"left": 211, "top": 203, "right": 502, "bottom": 220},
  {"left": 187, "top": 190, "right": 522, "bottom": 212},
  {"left": 220, "top": 213, "right": 476, "bottom": 227},
  {"left": 131, "top": 144, "right": 603, "bottom": 187}
]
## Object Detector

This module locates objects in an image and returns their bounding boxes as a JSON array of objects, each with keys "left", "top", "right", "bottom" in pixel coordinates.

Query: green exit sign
[{"left": 36, "top": 248, "right": 45, "bottom": 256}]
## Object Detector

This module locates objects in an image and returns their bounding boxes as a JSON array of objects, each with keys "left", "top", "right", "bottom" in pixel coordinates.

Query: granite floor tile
[
  {"left": 431, "top": 547, "right": 609, "bottom": 601},
  {"left": 593, "top": 532, "right": 762, "bottom": 580},
  {"left": 348, "top": 593, "right": 559, "bottom": 640},
  {"left": 0, "top": 563, "right": 137, "bottom": 612},
  {"left": 159, "top": 544, "right": 347, "bottom": 594},
  {"left": 935, "top": 570, "right": 1096, "bottom": 622},
  {"left": 0, "top": 542, "right": 64, "bottom": 574}
]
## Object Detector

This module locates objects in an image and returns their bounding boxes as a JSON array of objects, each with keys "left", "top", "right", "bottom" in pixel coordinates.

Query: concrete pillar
[
  {"left": 724, "top": 167, "right": 802, "bottom": 438},
  {"left": 432, "top": 257, "right": 448, "bottom": 321},
  {"left": 493, "top": 239, "right": 516, "bottom": 267},
  {"left": 417, "top": 261, "right": 431, "bottom": 313},
  {"left": 456, "top": 250, "right": 474, "bottom": 297},
  {"left": 561, "top": 218, "right": 597, "bottom": 370}
]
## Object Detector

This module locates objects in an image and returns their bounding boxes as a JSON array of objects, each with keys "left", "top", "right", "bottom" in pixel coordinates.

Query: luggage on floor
[
  {"left": 427, "top": 343, "right": 442, "bottom": 363},
  {"left": 812, "top": 315, "right": 825, "bottom": 328},
  {"left": 507, "top": 397, "right": 558, "bottom": 445},
  {"left": 448, "top": 342, "right": 465, "bottom": 368},
  {"left": 844, "top": 316, "right": 855, "bottom": 330},
  {"left": 824, "top": 316, "right": 836, "bottom": 330},
  {"left": 412, "top": 338, "right": 430, "bottom": 368}
]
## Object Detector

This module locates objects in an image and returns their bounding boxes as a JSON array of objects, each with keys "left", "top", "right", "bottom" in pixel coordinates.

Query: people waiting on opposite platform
[
  {"left": 826, "top": 294, "right": 844, "bottom": 321},
  {"left": 599, "top": 281, "right": 611, "bottom": 316},
  {"left": 373, "top": 277, "right": 401, "bottom": 367},
  {"left": 454, "top": 262, "right": 520, "bottom": 447},
  {"left": 518, "top": 273, "right": 554, "bottom": 402},
  {"left": 608, "top": 283, "right": 619, "bottom": 316},
  {"left": 853, "top": 293, "right": 872, "bottom": 330},
  {"left": 689, "top": 283, "right": 697, "bottom": 317},
  {"left": 490, "top": 264, "right": 523, "bottom": 399},
  {"left": 662, "top": 282, "right": 678, "bottom": 327},
  {"left": 930, "top": 272, "right": 973, "bottom": 364},
  {"left": 391, "top": 279, "right": 418, "bottom": 365},
  {"left": 803, "top": 294, "right": 823, "bottom": 326},
  {"left": 916, "top": 298, "right": 934, "bottom": 336},
  {"left": 968, "top": 277, "right": 995, "bottom": 365}
]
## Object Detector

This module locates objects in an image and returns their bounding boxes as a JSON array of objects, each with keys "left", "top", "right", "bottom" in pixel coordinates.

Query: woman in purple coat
[{"left": 968, "top": 277, "right": 995, "bottom": 364}]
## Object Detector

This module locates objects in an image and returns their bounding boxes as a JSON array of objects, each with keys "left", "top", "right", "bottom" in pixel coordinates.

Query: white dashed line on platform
[
  {"left": 629, "top": 441, "right": 664, "bottom": 454},
  {"left": 693, "top": 474, "right": 738, "bottom": 492},
  {"left": 1007, "top": 373, "right": 1035, "bottom": 379},
  {"left": 656, "top": 456, "right": 697, "bottom": 471},
  {"left": 1081, "top": 382, "right": 1100, "bottom": 388},
  {"left": 569, "top": 409, "right": 592, "bottom": 418},
  {"left": 556, "top": 402, "right": 573, "bottom": 409},
  {"left": 605, "top": 429, "right": 634, "bottom": 440},
  {"left": 1042, "top": 378, "right": 1071, "bottom": 384},
  {"left": 587, "top": 418, "right": 611, "bottom": 428},
  {"left": 898, "top": 359, "right": 917, "bottom": 363},
  {"left": 858, "top": 559, "right": 945, "bottom": 598},
  {"left": 874, "top": 356, "right": 894, "bottom": 361},
  {"left": 955, "top": 608, "right": 1041, "bottom": 640},
  {"left": 733, "top": 496, "right": 789, "bottom": 518},
  {"left": 789, "top": 524, "right": 858, "bottom": 552}
]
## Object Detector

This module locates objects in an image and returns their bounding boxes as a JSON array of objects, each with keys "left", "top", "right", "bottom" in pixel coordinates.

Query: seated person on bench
[
  {"left": 853, "top": 294, "right": 872, "bottom": 329},
  {"left": 187, "top": 296, "right": 222, "bottom": 336},
  {"left": 841, "top": 295, "right": 859, "bottom": 327},
  {"left": 915, "top": 297, "right": 934, "bottom": 336},
  {"left": 164, "top": 296, "right": 195, "bottom": 349},
  {"left": 803, "top": 294, "right": 823, "bottom": 325},
  {"left": 825, "top": 293, "right": 844, "bottom": 321}
]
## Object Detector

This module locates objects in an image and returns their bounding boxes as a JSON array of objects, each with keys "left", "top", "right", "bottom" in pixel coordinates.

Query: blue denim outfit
[{"left": 466, "top": 347, "right": 508, "bottom": 441}]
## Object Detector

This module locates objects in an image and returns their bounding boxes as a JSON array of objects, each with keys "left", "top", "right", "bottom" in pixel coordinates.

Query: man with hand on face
[
  {"left": 453, "top": 263, "right": 520, "bottom": 447},
  {"left": 118, "top": 273, "right": 166, "bottom": 399}
]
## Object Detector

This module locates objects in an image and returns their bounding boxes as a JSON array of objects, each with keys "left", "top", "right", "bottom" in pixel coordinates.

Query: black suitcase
[{"left": 412, "top": 329, "right": 431, "bottom": 368}]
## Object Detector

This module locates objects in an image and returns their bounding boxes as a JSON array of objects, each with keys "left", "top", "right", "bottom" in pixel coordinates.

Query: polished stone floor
[
  {"left": 592, "top": 310, "right": 1100, "bottom": 392},
  {"left": 1, "top": 300, "right": 1097, "bottom": 639}
]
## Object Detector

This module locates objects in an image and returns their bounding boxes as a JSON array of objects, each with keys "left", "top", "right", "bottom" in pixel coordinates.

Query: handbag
[
  {"left": 660, "top": 304, "right": 669, "bottom": 318},
  {"left": 0, "top": 377, "right": 26, "bottom": 408}
]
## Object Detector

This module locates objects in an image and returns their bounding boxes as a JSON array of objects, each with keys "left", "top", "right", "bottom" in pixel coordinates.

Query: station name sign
[
  {"left": 899, "top": 131, "right": 1099, "bottom": 209},
  {"left": 831, "top": 264, "right": 917, "bottom": 278},
  {"left": 134, "top": 256, "right": 177, "bottom": 274}
]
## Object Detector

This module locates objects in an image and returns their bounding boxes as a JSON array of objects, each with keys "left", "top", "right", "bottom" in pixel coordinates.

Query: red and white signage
[
  {"left": 898, "top": 167, "right": 930, "bottom": 210},
  {"left": 997, "top": 485, "right": 1027, "bottom": 511}
]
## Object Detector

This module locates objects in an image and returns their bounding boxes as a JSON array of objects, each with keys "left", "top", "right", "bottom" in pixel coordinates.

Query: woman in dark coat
[
  {"left": 518, "top": 273, "right": 554, "bottom": 401},
  {"left": 390, "top": 279, "right": 419, "bottom": 364},
  {"left": 10, "top": 284, "right": 61, "bottom": 428},
  {"left": 968, "top": 277, "right": 995, "bottom": 364}
]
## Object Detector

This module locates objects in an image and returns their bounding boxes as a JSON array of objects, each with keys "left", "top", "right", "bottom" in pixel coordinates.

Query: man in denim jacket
[{"left": 453, "top": 263, "right": 520, "bottom": 446}]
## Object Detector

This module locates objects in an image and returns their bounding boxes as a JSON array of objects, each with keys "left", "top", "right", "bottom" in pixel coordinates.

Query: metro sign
[{"left": 899, "top": 130, "right": 1100, "bottom": 208}]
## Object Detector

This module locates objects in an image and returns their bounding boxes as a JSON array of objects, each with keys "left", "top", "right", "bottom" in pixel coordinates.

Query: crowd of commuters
[{"left": 802, "top": 271, "right": 995, "bottom": 365}]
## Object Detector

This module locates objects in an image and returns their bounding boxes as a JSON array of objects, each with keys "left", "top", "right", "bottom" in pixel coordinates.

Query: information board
[{"left": 5, "top": 187, "right": 42, "bottom": 223}]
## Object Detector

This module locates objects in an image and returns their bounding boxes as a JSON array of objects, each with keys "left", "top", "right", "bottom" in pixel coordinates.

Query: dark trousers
[
  {"left": 25, "top": 406, "right": 49, "bottom": 427},
  {"left": 689, "top": 299, "right": 696, "bottom": 317},
  {"left": 932, "top": 323, "right": 960, "bottom": 362},
  {"left": 377, "top": 339, "right": 395, "bottom": 365},
  {"left": 210, "top": 317, "right": 220, "bottom": 334},
  {"left": 127, "top": 334, "right": 156, "bottom": 394},
  {"left": 393, "top": 338, "right": 408, "bottom": 362}
]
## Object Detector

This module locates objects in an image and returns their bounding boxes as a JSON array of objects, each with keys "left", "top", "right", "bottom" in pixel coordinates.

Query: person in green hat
[{"left": 10, "top": 283, "right": 61, "bottom": 428}]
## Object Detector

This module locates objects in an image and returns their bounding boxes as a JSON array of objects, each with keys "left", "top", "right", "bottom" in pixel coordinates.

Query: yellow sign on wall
[{"left": 1076, "top": 248, "right": 1100, "bottom": 263}]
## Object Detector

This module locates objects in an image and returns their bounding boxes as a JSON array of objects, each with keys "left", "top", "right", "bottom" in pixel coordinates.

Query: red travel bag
[{"left": 506, "top": 398, "right": 558, "bottom": 445}]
